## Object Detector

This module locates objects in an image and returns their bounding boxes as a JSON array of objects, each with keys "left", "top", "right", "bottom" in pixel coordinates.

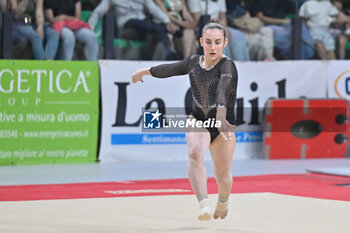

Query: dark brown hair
[{"left": 201, "top": 19, "right": 226, "bottom": 39}]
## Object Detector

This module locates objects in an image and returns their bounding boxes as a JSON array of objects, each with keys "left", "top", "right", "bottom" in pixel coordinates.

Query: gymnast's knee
[
  {"left": 188, "top": 147, "right": 205, "bottom": 164},
  {"left": 215, "top": 173, "right": 233, "bottom": 185}
]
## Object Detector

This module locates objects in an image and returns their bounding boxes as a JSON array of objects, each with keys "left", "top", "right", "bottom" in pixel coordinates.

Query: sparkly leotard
[{"left": 150, "top": 55, "right": 238, "bottom": 142}]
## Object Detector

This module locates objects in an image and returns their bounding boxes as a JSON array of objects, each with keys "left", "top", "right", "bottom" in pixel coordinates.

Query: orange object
[{"left": 52, "top": 20, "right": 91, "bottom": 34}]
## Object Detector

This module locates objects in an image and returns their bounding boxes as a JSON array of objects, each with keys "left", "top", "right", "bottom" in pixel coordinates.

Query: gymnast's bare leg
[
  {"left": 210, "top": 133, "right": 236, "bottom": 219},
  {"left": 185, "top": 120, "right": 211, "bottom": 220}
]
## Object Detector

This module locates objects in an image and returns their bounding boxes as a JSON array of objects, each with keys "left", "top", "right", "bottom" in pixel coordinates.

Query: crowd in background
[{"left": 0, "top": 0, "right": 350, "bottom": 61}]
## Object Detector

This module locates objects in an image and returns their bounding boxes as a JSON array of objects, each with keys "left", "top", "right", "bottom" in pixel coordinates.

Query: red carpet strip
[{"left": 1, "top": 173, "right": 350, "bottom": 202}]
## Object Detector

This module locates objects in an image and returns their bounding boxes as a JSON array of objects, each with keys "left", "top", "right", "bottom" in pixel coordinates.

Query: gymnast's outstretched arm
[{"left": 131, "top": 57, "right": 191, "bottom": 83}]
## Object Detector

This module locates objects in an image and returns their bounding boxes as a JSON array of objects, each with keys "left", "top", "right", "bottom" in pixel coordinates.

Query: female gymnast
[{"left": 131, "top": 19, "right": 238, "bottom": 221}]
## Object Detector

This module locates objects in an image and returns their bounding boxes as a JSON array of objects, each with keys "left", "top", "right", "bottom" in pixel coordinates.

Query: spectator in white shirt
[
  {"left": 299, "top": 0, "right": 338, "bottom": 60},
  {"left": 187, "top": 0, "right": 250, "bottom": 61},
  {"left": 88, "top": 0, "right": 179, "bottom": 60}
]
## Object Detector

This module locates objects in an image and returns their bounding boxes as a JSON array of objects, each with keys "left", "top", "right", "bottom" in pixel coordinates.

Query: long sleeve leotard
[{"left": 150, "top": 55, "right": 238, "bottom": 141}]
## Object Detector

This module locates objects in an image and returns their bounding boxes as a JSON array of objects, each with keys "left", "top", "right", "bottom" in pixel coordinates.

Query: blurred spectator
[
  {"left": 0, "top": 0, "right": 6, "bottom": 11},
  {"left": 88, "top": 0, "right": 179, "bottom": 60},
  {"left": 290, "top": 0, "right": 309, "bottom": 12},
  {"left": 45, "top": 0, "right": 98, "bottom": 60},
  {"left": 299, "top": 0, "right": 338, "bottom": 60},
  {"left": 9, "top": 0, "right": 59, "bottom": 59},
  {"left": 252, "top": 0, "right": 314, "bottom": 60},
  {"left": 82, "top": 0, "right": 101, "bottom": 11},
  {"left": 331, "top": 0, "right": 350, "bottom": 59},
  {"left": 187, "top": 0, "right": 250, "bottom": 61},
  {"left": 227, "top": 0, "right": 275, "bottom": 61},
  {"left": 0, "top": 0, "right": 5, "bottom": 48},
  {"left": 154, "top": 0, "right": 197, "bottom": 58}
]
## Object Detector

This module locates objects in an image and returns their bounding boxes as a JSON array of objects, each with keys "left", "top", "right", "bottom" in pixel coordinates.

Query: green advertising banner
[{"left": 0, "top": 60, "right": 100, "bottom": 165}]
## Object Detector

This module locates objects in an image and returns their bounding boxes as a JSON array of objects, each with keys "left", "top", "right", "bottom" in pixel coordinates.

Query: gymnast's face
[{"left": 200, "top": 29, "right": 227, "bottom": 62}]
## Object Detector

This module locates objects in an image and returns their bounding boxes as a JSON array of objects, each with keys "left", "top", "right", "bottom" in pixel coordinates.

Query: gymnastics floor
[{"left": 1, "top": 158, "right": 350, "bottom": 233}]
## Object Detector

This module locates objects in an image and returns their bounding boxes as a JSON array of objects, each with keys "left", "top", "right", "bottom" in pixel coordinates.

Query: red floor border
[{"left": 1, "top": 173, "right": 350, "bottom": 202}]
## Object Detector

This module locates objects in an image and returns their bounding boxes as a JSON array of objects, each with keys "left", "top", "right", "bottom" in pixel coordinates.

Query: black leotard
[{"left": 150, "top": 55, "right": 238, "bottom": 142}]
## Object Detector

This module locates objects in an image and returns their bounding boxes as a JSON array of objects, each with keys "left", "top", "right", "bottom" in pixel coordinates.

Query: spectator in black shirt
[
  {"left": 251, "top": 0, "right": 314, "bottom": 59},
  {"left": 45, "top": 0, "right": 98, "bottom": 60}
]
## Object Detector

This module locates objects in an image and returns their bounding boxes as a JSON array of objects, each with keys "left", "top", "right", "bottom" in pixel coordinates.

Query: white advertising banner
[
  {"left": 99, "top": 60, "right": 327, "bottom": 162},
  {"left": 327, "top": 60, "right": 350, "bottom": 99}
]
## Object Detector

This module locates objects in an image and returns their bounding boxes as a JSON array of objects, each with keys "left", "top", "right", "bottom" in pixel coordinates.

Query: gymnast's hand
[
  {"left": 131, "top": 68, "right": 151, "bottom": 84},
  {"left": 216, "top": 106, "right": 235, "bottom": 141}
]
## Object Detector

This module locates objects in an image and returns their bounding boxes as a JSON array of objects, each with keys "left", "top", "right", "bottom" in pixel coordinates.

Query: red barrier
[{"left": 264, "top": 99, "right": 350, "bottom": 159}]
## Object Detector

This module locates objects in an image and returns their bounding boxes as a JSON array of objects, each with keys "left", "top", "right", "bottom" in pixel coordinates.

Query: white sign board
[{"left": 99, "top": 60, "right": 327, "bottom": 162}]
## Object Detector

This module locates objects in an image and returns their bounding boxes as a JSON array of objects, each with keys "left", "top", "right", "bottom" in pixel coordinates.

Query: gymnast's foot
[
  {"left": 198, "top": 198, "right": 211, "bottom": 221},
  {"left": 213, "top": 197, "right": 229, "bottom": 219}
]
